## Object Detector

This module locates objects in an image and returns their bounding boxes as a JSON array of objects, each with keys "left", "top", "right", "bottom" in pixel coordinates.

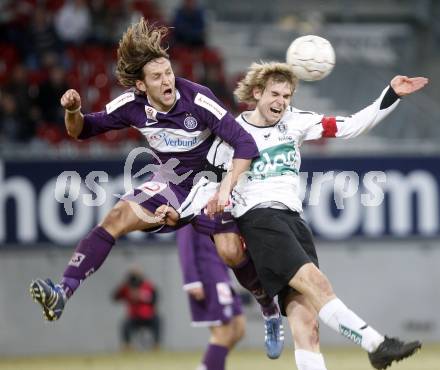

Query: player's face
[
  {"left": 254, "top": 79, "right": 292, "bottom": 124},
  {"left": 138, "top": 57, "right": 176, "bottom": 112}
]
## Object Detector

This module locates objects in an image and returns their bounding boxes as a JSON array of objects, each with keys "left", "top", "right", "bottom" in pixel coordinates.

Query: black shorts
[{"left": 237, "top": 208, "right": 319, "bottom": 316}]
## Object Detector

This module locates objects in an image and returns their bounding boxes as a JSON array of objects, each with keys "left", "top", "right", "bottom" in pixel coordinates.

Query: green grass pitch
[{"left": 0, "top": 345, "right": 436, "bottom": 370}]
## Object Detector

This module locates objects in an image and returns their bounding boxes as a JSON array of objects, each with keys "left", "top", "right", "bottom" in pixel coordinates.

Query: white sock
[
  {"left": 295, "top": 349, "right": 327, "bottom": 370},
  {"left": 318, "top": 298, "right": 384, "bottom": 352}
]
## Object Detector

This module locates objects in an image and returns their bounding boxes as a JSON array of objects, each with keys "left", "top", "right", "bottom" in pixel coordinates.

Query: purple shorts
[
  {"left": 122, "top": 180, "right": 239, "bottom": 236},
  {"left": 187, "top": 281, "right": 243, "bottom": 327}
]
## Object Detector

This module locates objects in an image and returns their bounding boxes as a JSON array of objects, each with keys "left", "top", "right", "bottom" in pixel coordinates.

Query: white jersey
[{"left": 179, "top": 85, "right": 400, "bottom": 219}]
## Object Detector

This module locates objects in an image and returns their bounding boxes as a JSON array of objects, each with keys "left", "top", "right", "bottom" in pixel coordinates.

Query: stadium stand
[{"left": 1, "top": 0, "right": 439, "bottom": 156}]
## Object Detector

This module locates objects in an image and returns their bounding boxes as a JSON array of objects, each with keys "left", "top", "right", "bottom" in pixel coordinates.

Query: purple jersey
[
  {"left": 79, "top": 77, "right": 258, "bottom": 189},
  {"left": 176, "top": 224, "right": 231, "bottom": 285},
  {"left": 176, "top": 225, "right": 242, "bottom": 326}
]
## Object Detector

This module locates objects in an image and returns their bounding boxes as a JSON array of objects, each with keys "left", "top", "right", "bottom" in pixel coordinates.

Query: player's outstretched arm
[
  {"left": 60, "top": 89, "right": 84, "bottom": 139},
  {"left": 303, "top": 75, "right": 429, "bottom": 141},
  {"left": 390, "top": 76, "right": 429, "bottom": 97}
]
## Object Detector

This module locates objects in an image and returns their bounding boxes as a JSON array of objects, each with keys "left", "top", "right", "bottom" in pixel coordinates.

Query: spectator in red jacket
[{"left": 112, "top": 267, "right": 161, "bottom": 351}]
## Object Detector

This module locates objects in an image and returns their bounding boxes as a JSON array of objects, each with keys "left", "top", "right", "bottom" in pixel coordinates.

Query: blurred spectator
[
  {"left": 112, "top": 267, "right": 161, "bottom": 351},
  {"left": 171, "top": 0, "right": 206, "bottom": 48},
  {"left": 54, "top": 0, "right": 91, "bottom": 46},
  {"left": 200, "top": 63, "right": 237, "bottom": 113},
  {"left": 88, "top": 0, "right": 115, "bottom": 46},
  {"left": 108, "top": 1, "right": 145, "bottom": 46},
  {"left": 35, "top": 65, "right": 69, "bottom": 125},
  {"left": 4, "top": 64, "right": 33, "bottom": 113},
  {"left": 0, "top": 92, "right": 35, "bottom": 143},
  {"left": 0, "top": 0, "right": 33, "bottom": 43},
  {"left": 24, "top": 6, "right": 63, "bottom": 70}
]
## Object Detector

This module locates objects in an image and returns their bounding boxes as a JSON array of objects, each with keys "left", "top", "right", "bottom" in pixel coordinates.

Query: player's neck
[{"left": 247, "top": 110, "right": 277, "bottom": 127}]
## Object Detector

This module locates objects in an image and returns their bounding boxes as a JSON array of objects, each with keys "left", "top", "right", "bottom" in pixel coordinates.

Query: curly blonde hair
[
  {"left": 234, "top": 62, "right": 298, "bottom": 105},
  {"left": 116, "top": 18, "right": 169, "bottom": 87}
]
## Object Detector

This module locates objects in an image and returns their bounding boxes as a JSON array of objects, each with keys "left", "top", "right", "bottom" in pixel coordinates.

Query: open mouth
[
  {"left": 270, "top": 107, "right": 282, "bottom": 114},
  {"left": 163, "top": 88, "right": 173, "bottom": 98}
]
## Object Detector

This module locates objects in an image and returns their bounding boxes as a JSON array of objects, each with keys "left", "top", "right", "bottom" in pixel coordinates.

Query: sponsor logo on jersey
[
  {"left": 194, "top": 93, "right": 226, "bottom": 120},
  {"left": 149, "top": 132, "right": 166, "bottom": 142},
  {"left": 148, "top": 132, "right": 198, "bottom": 148},
  {"left": 106, "top": 92, "right": 135, "bottom": 113},
  {"left": 183, "top": 115, "right": 198, "bottom": 129},
  {"left": 164, "top": 136, "right": 198, "bottom": 147},
  {"left": 68, "top": 252, "right": 86, "bottom": 267},
  {"left": 144, "top": 106, "right": 158, "bottom": 125},
  {"left": 278, "top": 135, "right": 294, "bottom": 142},
  {"left": 250, "top": 143, "right": 298, "bottom": 179}
]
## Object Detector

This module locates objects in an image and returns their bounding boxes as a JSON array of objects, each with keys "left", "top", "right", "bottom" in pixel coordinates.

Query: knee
[
  {"left": 215, "top": 238, "right": 245, "bottom": 267},
  {"left": 100, "top": 202, "right": 130, "bottom": 238},
  {"left": 302, "top": 265, "right": 334, "bottom": 299},
  {"left": 233, "top": 319, "right": 246, "bottom": 344},
  {"left": 211, "top": 325, "right": 238, "bottom": 348},
  {"left": 314, "top": 273, "right": 334, "bottom": 299}
]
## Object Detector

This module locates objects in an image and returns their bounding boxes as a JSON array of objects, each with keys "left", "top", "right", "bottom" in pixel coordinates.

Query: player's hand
[
  {"left": 390, "top": 76, "right": 429, "bottom": 97},
  {"left": 154, "top": 205, "right": 180, "bottom": 226},
  {"left": 188, "top": 286, "right": 205, "bottom": 301},
  {"left": 60, "top": 89, "right": 81, "bottom": 111},
  {"left": 205, "top": 191, "right": 229, "bottom": 219},
  {"left": 205, "top": 182, "right": 231, "bottom": 218}
]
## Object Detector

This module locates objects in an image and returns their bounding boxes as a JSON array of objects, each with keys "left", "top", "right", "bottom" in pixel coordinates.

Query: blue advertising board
[{"left": 1, "top": 155, "right": 439, "bottom": 247}]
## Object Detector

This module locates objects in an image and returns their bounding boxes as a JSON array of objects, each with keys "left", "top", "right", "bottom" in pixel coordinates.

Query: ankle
[{"left": 261, "top": 301, "right": 280, "bottom": 318}]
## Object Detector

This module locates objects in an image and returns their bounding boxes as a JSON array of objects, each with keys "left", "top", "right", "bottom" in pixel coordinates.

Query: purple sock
[
  {"left": 60, "top": 226, "right": 115, "bottom": 298},
  {"left": 232, "top": 254, "right": 278, "bottom": 316},
  {"left": 202, "top": 344, "right": 229, "bottom": 370}
]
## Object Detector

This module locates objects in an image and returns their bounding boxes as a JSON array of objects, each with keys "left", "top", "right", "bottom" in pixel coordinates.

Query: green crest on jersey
[{"left": 249, "top": 143, "right": 298, "bottom": 180}]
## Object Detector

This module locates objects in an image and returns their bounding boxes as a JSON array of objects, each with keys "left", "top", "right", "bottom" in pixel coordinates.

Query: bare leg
[
  {"left": 213, "top": 232, "right": 278, "bottom": 314},
  {"left": 285, "top": 291, "right": 328, "bottom": 370},
  {"left": 288, "top": 263, "right": 384, "bottom": 352},
  {"left": 201, "top": 315, "right": 245, "bottom": 370}
]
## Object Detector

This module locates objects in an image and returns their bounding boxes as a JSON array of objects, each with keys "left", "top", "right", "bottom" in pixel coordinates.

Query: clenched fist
[{"left": 60, "top": 89, "right": 81, "bottom": 111}]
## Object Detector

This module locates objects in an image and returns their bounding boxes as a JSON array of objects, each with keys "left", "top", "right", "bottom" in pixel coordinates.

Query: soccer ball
[{"left": 286, "top": 35, "right": 335, "bottom": 81}]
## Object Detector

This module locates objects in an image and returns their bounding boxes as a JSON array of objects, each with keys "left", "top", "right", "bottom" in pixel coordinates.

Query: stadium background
[{"left": 1, "top": 0, "right": 439, "bottom": 368}]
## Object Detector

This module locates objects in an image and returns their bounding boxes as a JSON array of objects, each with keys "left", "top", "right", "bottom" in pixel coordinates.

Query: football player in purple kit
[
  {"left": 176, "top": 225, "right": 245, "bottom": 370},
  {"left": 29, "top": 18, "right": 283, "bottom": 358}
]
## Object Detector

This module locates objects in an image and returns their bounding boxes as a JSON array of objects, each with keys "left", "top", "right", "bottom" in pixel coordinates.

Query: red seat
[{"left": 0, "top": 43, "right": 19, "bottom": 83}]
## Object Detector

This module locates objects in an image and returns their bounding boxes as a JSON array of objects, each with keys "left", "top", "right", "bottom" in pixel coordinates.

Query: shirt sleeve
[
  {"left": 302, "top": 85, "right": 401, "bottom": 142},
  {"left": 78, "top": 92, "right": 135, "bottom": 140},
  {"left": 194, "top": 88, "right": 258, "bottom": 160},
  {"left": 176, "top": 226, "right": 202, "bottom": 286}
]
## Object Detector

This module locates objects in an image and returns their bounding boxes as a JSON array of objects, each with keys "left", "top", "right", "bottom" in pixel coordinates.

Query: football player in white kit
[{"left": 157, "top": 62, "right": 428, "bottom": 370}]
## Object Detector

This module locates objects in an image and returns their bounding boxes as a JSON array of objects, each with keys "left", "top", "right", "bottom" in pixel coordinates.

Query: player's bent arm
[
  {"left": 65, "top": 110, "right": 84, "bottom": 139},
  {"left": 61, "top": 88, "right": 84, "bottom": 139},
  {"left": 218, "top": 158, "right": 251, "bottom": 204}
]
